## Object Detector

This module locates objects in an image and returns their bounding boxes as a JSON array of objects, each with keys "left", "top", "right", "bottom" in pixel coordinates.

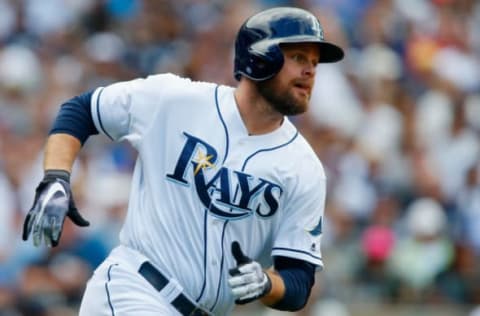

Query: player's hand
[
  {"left": 228, "top": 241, "right": 272, "bottom": 304},
  {"left": 22, "top": 170, "right": 89, "bottom": 247}
]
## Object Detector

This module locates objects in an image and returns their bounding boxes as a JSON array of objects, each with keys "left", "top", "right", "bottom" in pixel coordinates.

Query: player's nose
[{"left": 302, "top": 63, "right": 316, "bottom": 78}]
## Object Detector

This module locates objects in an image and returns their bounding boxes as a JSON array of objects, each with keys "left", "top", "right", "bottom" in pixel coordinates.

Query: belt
[{"left": 138, "top": 261, "right": 210, "bottom": 316}]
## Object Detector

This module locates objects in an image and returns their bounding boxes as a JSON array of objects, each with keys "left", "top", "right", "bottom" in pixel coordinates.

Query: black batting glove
[
  {"left": 228, "top": 241, "right": 272, "bottom": 304},
  {"left": 22, "top": 170, "right": 89, "bottom": 247}
]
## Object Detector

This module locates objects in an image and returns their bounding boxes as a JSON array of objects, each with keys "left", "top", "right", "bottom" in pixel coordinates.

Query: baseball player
[{"left": 22, "top": 7, "right": 344, "bottom": 315}]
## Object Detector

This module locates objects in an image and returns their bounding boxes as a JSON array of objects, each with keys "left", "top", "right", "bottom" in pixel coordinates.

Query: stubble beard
[{"left": 256, "top": 79, "right": 309, "bottom": 116}]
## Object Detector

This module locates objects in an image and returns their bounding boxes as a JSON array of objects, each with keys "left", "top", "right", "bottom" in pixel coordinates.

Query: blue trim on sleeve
[
  {"left": 49, "top": 90, "right": 99, "bottom": 145},
  {"left": 95, "top": 88, "right": 114, "bottom": 140},
  {"left": 272, "top": 247, "right": 322, "bottom": 261},
  {"left": 214, "top": 85, "right": 229, "bottom": 164}
]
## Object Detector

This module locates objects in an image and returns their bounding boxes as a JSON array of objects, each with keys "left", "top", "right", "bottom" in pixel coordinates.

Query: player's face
[{"left": 257, "top": 43, "right": 319, "bottom": 116}]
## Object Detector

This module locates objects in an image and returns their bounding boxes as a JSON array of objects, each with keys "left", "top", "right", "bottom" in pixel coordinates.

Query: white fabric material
[
  {"left": 0, "top": 173, "right": 15, "bottom": 254},
  {"left": 88, "top": 73, "right": 326, "bottom": 314},
  {"left": 79, "top": 245, "right": 182, "bottom": 316}
]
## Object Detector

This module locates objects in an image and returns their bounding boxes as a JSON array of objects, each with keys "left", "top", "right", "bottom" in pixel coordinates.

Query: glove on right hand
[
  {"left": 228, "top": 241, "right": 272, "bottom": 305},
  {"left": 22, "top": 170, "right": 89, "bottom": 247}
]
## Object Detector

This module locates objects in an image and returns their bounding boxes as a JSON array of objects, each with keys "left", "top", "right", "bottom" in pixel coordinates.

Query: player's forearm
[
  {"left": 261, "top": 269, "right": 286, "bottom": 306},
  {"left": 44, "top": 133, "right": 82, "bottom": 172}
]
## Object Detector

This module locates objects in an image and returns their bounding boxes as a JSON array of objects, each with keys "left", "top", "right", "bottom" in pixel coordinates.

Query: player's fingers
[
  {"left": 32, "top": 218, "right": 42, "bottom": 247},
  {"left": 44, "top": 234, "right": 52, "bottom": 247},
  {"left": 229, "top": 267, "right": 241, "bottom": 276},
  {"left": 237, "top": 262, "right": 256, "bottom": 274},
  {"left": 231, "top": 285, "right": 250, "bottom": 298},
  {"left": 240, "top": 272, "right": 257, "bottom": 284},
  {"left": 232, "top": 282, "right": 261, "bottom": 298},
  {"left": 237, "top": 289, "right": 259, "bottom": 302},
  {"left": 236, "top": 291, "right": 261, "bottom": 305},
  {"left": 43, "top": 216, "right": 57, "bottom": 248},
  {"left": 228, "top": 275, "right": 247, "bottom": 287},
  {"left": 68, "top": 207, "right": 90, "bottom": 227},
  {"left": 51, "top": 217, "right": 63, "bottom": 246},
  {"left": 231, "top": 241, "right": 250, "bottom": 265},
  {"left": 235, "top": 297, "right": 256, "bottom": 305},
  {"left": 41, "top": 216, "right": 55, "bottom": 248},
  {"left": 228, "top": 272, "right": 256, "bottom": 287},
  {"left": 22, "top": 213, "right": 33, "bottom": 240}
]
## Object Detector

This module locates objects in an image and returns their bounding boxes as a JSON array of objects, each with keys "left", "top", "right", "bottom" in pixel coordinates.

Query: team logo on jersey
[
  {"left": 166, "top": 133, "right": 283, "bottom": 219},
  {"left": 306, "top": 216, "right": 323, "bottom": 236}
]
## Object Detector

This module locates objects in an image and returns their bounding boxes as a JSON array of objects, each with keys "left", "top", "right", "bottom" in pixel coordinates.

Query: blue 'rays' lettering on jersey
[
  {"left": 166, "top": 133, "right": 219, "bottom": 186},
  {"left": 166, "top": 133, "right": 283, "bottom": 219}
]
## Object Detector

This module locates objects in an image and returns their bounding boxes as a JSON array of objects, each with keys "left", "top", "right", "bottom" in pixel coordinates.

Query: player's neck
[{"left": 234, "top": 82, "right": 284, "bottom": 136}]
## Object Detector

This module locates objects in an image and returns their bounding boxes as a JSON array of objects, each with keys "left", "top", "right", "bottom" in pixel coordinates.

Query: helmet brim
[
  {"left": 316, "top": 42, "right": 344, "bottom": 63},
  {"left": 252, "top": 36, "right": 344, "bottom": 63}
]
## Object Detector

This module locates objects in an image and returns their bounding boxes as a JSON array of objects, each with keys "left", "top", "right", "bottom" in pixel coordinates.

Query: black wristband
[{"left": 44, "top": 169, "right": 71, "bottom": 183}]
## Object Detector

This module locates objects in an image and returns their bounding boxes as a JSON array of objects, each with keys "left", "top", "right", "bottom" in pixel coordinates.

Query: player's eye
[
  {"left": 292, "top": 54, "right": 304, "bottom": 63},
  {"left": 290, "top": 52, "right": 317, "bottom": 67}
]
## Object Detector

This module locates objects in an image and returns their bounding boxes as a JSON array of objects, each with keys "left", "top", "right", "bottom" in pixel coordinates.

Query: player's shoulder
[
  {"left": 288, "top": 131, "right": 326, "bottom": 179},
  {"left": 145, "top": 73, "right": 218, "bottom": 92},
  {"left": 142, "top": 73, "right": 226, "bottom": 109},
  {"left": 271, "top": 129, "right": 326, "bottom": 197}
]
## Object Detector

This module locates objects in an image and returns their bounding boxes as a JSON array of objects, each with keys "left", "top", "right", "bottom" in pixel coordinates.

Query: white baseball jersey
[{"left": 89, "top": 73, "right": 326, "bottom": 315}]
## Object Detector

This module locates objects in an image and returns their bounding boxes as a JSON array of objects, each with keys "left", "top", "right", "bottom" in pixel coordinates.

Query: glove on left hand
[
  {"left": 22, "top": 170, "right": 89, "bottom": 247},
  {"left": 228, "top": 241, "right": 272, "bottom": 304}
]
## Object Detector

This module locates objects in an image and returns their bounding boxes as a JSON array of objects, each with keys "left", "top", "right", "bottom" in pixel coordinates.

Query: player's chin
[
  {"left": 292, "top": 93, "right": 310, "bottom": 113},
  {"left": 285, "top": 101, "right": 309, "bottom": 116},
  {"left": 295, "top": 102, "right": 309, "bottom": 115},
  {"left": 273, "top": 90, "right": 309, "bottom": 115}
]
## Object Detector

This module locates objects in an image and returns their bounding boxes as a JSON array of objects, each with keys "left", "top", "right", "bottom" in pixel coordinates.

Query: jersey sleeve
[
  {"left": 272, "top": 160, "right": 326, "bottom": 270},
  {"left": 90, "top": 73, "right": 180, "bottom": 148}
]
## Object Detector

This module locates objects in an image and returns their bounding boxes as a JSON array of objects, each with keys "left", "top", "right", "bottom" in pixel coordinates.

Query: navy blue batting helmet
[{"left": 234, "top": 7, "right": 344, "bottom": 81}]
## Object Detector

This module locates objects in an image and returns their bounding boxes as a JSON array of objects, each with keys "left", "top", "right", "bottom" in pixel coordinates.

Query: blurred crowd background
[{"left": 0, "top": 0, "right": 479, "bottom": 315}]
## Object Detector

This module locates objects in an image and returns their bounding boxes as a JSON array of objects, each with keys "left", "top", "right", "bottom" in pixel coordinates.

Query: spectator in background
[{"left": 389, "top": 198, "right": 454, "bottom": 302}]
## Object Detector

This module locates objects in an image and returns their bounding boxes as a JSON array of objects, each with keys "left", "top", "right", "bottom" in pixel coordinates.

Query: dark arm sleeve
[
  {"left": 271, "top": 256, "right": 316, "bottom": 311},
  {"left": 49, "top": 90, "right": 99, "bottom": 145}
]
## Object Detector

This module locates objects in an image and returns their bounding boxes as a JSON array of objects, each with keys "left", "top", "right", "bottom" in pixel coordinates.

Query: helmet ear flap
[{"left": 239, "top": 44, "right": 284, "bottom": 81}]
